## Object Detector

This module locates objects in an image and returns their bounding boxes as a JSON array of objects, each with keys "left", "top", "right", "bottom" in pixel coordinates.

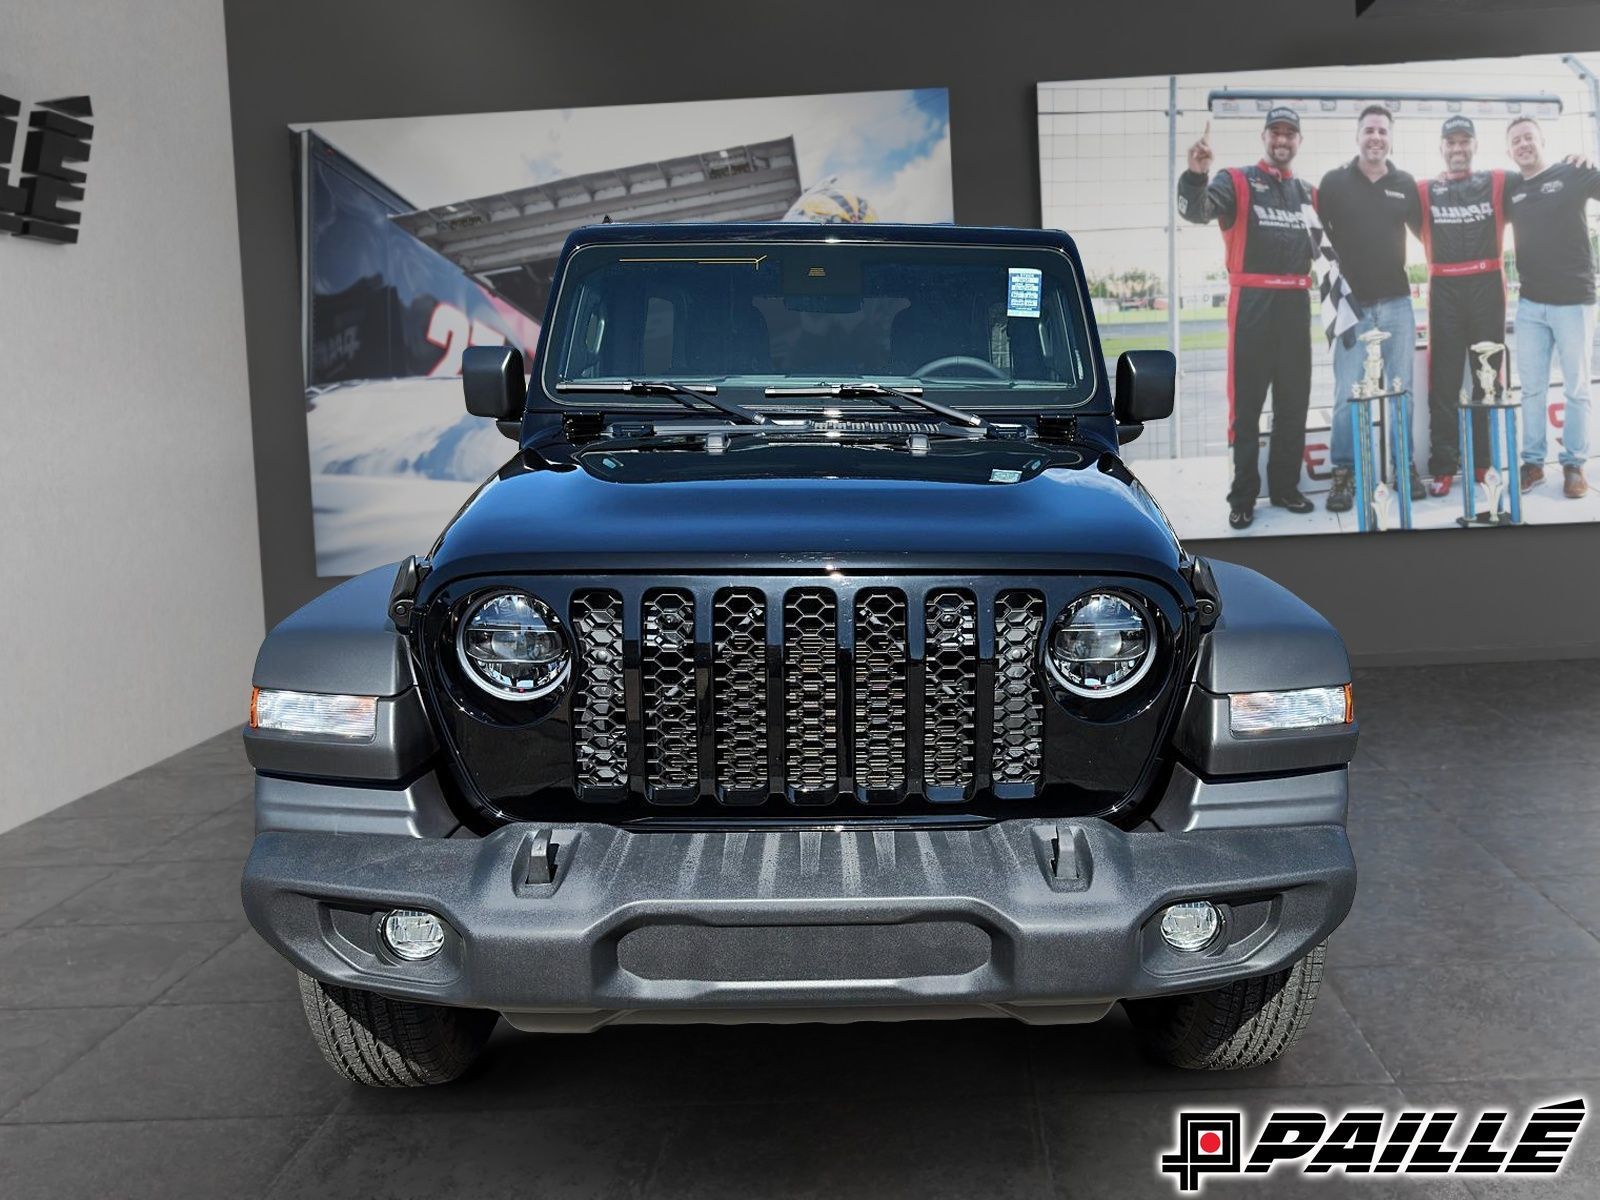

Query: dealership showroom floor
[{"left": 0, "top": 661, "right": 1591, "bottom": 1199}]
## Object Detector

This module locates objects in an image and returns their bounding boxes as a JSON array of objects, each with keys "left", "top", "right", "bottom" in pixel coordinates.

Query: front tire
[
  {"left": 297, "top": 972, "right": 498, "bottom": 1087},
  {"left": 1123, "top": 941, "right": 1326, "bottom": 1070}
]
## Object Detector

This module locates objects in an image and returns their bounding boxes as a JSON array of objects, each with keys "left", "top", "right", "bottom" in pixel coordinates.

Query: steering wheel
[{"left": 911, "top": 355, "right": 1009, "bottom": 380}]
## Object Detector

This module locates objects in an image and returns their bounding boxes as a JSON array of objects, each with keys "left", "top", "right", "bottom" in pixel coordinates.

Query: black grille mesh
[
  {"left": 853, "top": 590, "right": 908, "bottom": 791},
  {"left": 712, "top": 589, "right": 768, "bottom": 792},
  {"left": 642, "top": 591, "right": 697, "bottom": 790},
  {"left": 783, "top": 589, "right": 838, "bottom": 794},
  {"left": 570, "top": 590, "right": 627, "bottom": 791},
  {"left": 923, "top": 590, "right": 978, "bottom": 790},
  {"left": 992, "top": 591, "right": 1045, "bottom": 785},
  {"left": 567, "top": 585, "right": 1050, "bottom": 803}
]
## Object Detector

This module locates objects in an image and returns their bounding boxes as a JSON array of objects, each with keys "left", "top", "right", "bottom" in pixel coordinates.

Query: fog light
[
  {"left": 381, "top": 909, "right": 445, "bottom": 961},
  {"left": 1159, "top": 901, "right": 1221, "bottom": 952}
]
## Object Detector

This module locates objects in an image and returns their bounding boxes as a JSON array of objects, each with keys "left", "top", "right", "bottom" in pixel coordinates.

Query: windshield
[{"left": 540, "top": 239, "right": 1099, "bottom": 413}]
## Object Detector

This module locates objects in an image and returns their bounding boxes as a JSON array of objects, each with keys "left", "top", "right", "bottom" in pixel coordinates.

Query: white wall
[{"left": 0, "top": 0, "right": 263, "bottom": 834}]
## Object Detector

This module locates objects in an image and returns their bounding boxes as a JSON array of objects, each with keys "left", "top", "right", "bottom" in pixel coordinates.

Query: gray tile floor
[{"left": 1, "top": 663, "right": 1596, "bottom": 1198}]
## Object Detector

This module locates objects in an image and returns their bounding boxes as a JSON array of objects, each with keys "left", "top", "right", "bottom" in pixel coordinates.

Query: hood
[{"left": 427, "top": 439, "right": 1183, "bottom": 578}]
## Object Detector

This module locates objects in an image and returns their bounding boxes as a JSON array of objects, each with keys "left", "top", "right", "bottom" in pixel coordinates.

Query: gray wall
[
  {"left": 1, "top": 0, "right": 264, "bottom": 834},
  {"left": 225, "top": 0, "right": 1600, "bottom": 666}
]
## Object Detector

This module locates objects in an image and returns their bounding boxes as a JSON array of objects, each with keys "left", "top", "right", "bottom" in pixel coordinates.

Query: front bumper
[{"left": 242, "top": 814, "right": 1355, "bottom": 1030}]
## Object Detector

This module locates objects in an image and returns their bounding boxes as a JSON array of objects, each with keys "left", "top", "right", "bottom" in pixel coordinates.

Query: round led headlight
[
  {"left": 456, "top": 591, "right": 571, "bottom": 701},
  {"left": 1046, "top": 592, "right": 1156, "bottom": 699}
]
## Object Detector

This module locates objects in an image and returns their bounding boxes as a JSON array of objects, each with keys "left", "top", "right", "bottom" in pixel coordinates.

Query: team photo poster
[
  {"left": 1039, "top": 51, "right": 1600, "bottom": 538},
  {"left": 296, "top": 88, "right": 953, "bottom": 576}
]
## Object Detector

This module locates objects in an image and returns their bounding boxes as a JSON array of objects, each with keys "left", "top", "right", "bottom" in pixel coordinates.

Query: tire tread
[
  {"left": 297, "top": 972, "right": 495, "bottom": 1087},
  {"left": 1126, "top": 941, "right": 1327, "bottom": 1070}
]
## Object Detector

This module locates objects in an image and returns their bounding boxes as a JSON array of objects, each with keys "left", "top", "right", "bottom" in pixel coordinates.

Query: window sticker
[{"left": 1007, "top": 267, "right": 1042, "bottom": 318}]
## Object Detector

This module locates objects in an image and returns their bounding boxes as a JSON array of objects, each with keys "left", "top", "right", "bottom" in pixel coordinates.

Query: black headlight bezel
[
  {"left": 441, "top": 587, "right": 575, "bottom": 723},
  {"left": 1041, "top": 588, "right": 1169, "bottom": 721}
]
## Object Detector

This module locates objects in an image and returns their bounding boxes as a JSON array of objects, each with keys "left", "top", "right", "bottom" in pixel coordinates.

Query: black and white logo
[
  {"left": 1160, "top": 1112, "right": 1242, "bottom": 1192},
  {"left": 1430, "top": 202, "right": 1493, "bottom": 225},
  {"left": 1542, "top": 178, "right": 1565, "bottom": 195},
  {"left": 1252, "top": 205, "right": 1307, "bottom": 230},
  {"left": 1159, "top": 1098, "right": 1586, "bottom": 1193}
]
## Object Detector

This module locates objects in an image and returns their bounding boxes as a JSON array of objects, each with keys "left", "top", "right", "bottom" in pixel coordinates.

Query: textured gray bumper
[{"left": 242, "top": 817, "right": 1355, "bottom": 1028}]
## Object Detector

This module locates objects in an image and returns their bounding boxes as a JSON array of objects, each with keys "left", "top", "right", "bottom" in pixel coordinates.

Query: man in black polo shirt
[
  {"left": 1507, "top": 116, "right": 1600, "bottom": 499},
  {"left": 1317, "top": 104, "right": 1425, "bottom": 513}
]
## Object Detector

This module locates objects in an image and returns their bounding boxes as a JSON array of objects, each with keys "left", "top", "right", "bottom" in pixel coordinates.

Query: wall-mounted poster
[
  {"left": 297, "top": 88, "right": 953, "bottom": 576},
  {"left": 1038, "top": 53, "right": 1600, "bottom": 538}
]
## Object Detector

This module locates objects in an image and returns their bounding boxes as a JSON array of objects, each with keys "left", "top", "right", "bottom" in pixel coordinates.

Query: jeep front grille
[
  {"left": 853, "top": 590, "right": 909, "bottom": 796},
  {"left": 571, "top": 590, "right": 628, "bottom": 793},
  {"left": 567, "top": 584, "right": 1048, "bottom": 806},
  {"left": 642, "top": 590, "right": 697, "bottom": 797},
  {"left": 784, "top": 589, "right": 839, "bottom": 799},
  {"left": 992, "top": 591, "right": 1046, "bottom": 786},
  {"left": 923, "top": 590, "right": 978, "bottom": 796},
  {"left": 711, "top": 589, "right": 768, "bottom": 798}
]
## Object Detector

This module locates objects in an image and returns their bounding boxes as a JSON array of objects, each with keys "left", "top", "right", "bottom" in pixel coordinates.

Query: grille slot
[
  {"left": 784, "top": 589, "right": 839, "bottom": 798},
  {"left": 570, "top": 590, "right": 628, "bottom": 793},
  {"left": 923, "top": 590, "right": 978, "bottom": 795},
  {"left": 853, "top": 589, "right": 908, "bottom": 795},
  {"left": 992, "top": 591, "right": 1045, "bottom": 787},
  {"left": 642, "top": 590, "right": 697, "bottom": 795},
  {"left": 712, "top": 589, "right": 769, "bottom": 796}
]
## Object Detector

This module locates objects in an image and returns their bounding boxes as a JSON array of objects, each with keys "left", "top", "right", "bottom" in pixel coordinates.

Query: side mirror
[
  {"left": 1113, "top": 350, "right": 1176, "bottom": 426},
  {"left": 463, "top": 345, "right": 527, "bottom": 420}
]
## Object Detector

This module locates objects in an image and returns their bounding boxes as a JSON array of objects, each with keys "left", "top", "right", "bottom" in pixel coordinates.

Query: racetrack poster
[
  {"left": 1038, "top": 52, "right": 1600, "bottom": 538},
  {"left": 296, "top": 88, "right": 953, "bottom": 576}
]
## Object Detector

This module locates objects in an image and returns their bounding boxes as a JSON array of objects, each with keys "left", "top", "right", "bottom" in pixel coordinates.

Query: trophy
[
  {"left": 1347, "top": 329, "right": 1415, "bottom": 532},
  {"left": 1481, "top": 466, "right": 1506, "bottom": 518},
  {"left": 1456, "top": 341, "right": 1522, "bottom": 528},
  {"left": 1474, "top": 341, "right": 1503, "bottom": 401},
  {"left": 1356, "top": 328, "right": 1389, "bottom": 398},
  {"left": 1372, "top": 480, "right": 1395, "bottom": 532}
]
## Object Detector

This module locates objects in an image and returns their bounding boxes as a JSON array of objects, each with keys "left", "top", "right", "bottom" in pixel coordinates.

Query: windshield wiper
[
  {"left": 557, "top": 379, "right": 767, "bottom": 425},
  {"left": 764, "top": 382, "right": 988, "bottom": 432}
]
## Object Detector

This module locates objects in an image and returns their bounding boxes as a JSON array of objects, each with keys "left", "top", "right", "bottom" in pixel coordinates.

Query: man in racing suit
[
  {"left": 1416, "top": 116, "right": 1509, "bottom": 496},
  {"left": 1179, "top": 107, "right": 1317, "bottom": 530}
]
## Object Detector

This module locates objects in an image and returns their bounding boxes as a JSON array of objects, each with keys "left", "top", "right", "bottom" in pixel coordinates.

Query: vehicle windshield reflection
[{"left": 541, "top": 239, "right": 1097, "bottom": 413}]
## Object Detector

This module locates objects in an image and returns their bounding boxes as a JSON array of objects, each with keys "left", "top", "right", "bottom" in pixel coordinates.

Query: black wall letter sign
[
  {"left": 0, "top": 94, "right": 24, "bottom": 236},
  {"left": 2, "top": 95, "right": 93, "bottom": 243}
]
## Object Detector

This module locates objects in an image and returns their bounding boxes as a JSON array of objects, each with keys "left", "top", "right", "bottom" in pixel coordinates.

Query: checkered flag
[{"left": 1303, "top": 202, "right": 1364, "bottom": 349}]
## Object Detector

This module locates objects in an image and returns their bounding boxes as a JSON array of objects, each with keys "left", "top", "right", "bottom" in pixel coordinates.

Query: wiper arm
[
  {"left": 557, "top": 379, "right": 767, "bottom": 425},
  {"left": 764, "top": 382, "right": 988, "bottom": 432}
]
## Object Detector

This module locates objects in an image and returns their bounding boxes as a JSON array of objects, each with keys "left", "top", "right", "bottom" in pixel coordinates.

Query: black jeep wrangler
[{"left": 243, "top": 222, "right": 1357, "bottom": 1087}]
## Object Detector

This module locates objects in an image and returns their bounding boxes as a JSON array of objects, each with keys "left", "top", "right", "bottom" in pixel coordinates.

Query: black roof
[{"left": 560, "top": 221, "right": 1081, "bottom": 254}]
